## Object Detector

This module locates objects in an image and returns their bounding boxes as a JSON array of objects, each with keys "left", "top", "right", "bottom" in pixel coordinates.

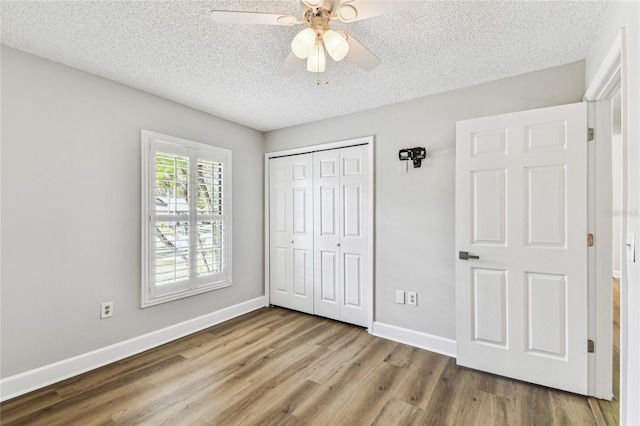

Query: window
[{"left": 141, "top": 130, "right": 231, "bottom": 307}]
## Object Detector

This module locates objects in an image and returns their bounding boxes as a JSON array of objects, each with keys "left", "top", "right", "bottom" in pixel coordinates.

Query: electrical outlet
[
  {"left": 396, "top": 290, "right": 405, "bottom": 304},
  {"left": 407, "top": 292, "right": 417, "bottom": 306},
  {"left": 101, "top": 302, "right": 113, "bottom": 319}
]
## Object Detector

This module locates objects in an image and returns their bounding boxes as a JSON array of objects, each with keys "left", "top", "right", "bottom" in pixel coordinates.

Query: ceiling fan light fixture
[
  {"left": 322, "top": 29, "right": 349, "bottom": 61},
  {"left": 307, "top": 41, "right": 326, "bottom": 72},
  {"left": 301, "top": 0, "right": 324, "bottom": 9},
  {"left": 291, "top": 27, "right": 316, "bottom": 59}
]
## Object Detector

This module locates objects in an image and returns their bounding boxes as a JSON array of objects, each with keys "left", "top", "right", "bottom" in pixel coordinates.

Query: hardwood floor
[
  {"left": 1, "top": 307, "right": 601, "bottom": 425},
  {"left": 592, "top": 278, "right": 621, "bottom": 425}
]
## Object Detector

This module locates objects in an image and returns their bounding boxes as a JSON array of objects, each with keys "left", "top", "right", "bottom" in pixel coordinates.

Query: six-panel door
[{"left": 455, "top": 102, "right": 588, "bottom": 394}]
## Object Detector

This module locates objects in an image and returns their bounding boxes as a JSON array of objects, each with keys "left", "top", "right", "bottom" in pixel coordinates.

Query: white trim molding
[
  {"left": 584, "top": 28, "right": 627, "bottom": 402},
  {"left": 584, "top": 31, "right": 622, "bottom": 102},
  {"left": 0, "top": 296, "right": 267, "bottom": 402},
  {"left": 372, "top": 321, "right": 457, "bottom": 359}
]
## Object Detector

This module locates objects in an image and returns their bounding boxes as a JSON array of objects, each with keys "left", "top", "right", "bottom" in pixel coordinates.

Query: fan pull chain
[{"left": 315, "top": 42, "right": 328, "bottom": 86}]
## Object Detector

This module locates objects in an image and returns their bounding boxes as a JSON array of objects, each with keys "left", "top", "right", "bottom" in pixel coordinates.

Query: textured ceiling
[{"left": 1, "top": 1, "right": 607, "bottom": 132}]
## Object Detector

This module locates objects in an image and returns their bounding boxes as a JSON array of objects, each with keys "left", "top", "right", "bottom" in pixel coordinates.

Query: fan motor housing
[{"left": 310, "top": 15, "right": 330, "bottom": 35}]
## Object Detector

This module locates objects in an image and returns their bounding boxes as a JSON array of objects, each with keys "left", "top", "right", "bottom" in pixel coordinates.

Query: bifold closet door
[
  {"left": 314, "top": 145, "right": 370, "bottom": 327},
  {"left": 269, "top": 154, "right": 314, "bottom": 314},
  {"left": 313, "top": 149, "right": 340, "bottom": 320}
]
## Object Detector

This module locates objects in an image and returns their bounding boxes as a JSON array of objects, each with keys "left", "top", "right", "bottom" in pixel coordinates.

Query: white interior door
[
  {"left": 455, "top": 102, "right": 588, "bottom": 394},
  {"left": 313, "top": 145, "right": 370, "bottom": 327},
  {"left": 269, "top": 154, "right": 314, "bottom": 314}
]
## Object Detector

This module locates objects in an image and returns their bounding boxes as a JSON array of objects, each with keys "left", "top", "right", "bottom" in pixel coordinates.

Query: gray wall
[
  {"left": 1, "top": 46, "right": 265, "bottom": 377},
  {"left": 265, "top": 62, "right": 586, "bottom": 340},
  {"left": 0, "top": 44, "right": 589, "bottom": 380}
]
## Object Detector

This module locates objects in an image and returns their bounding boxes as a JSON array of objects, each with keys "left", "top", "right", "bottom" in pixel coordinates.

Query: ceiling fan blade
[
  {"left": 210, "top": 10, "right": 297, "bottom": 26},
  {"left": 279, "top": 51, "right": 304, "bottom": 76},
  {"left": 336, "top": 0, "right": 425, "bottom": 22},
  {"left": 343, "top": 32, "right": 381, "bottom": 71}
]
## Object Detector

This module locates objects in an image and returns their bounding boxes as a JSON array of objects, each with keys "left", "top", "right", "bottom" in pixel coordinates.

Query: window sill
[{"left": 141, "top": 281, "right": 231, "bottom": 308}]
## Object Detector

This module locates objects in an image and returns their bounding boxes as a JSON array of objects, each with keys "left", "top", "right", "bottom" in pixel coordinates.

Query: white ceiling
[{"left": 1, "top": 1, "right": 607, "bottom": 132}]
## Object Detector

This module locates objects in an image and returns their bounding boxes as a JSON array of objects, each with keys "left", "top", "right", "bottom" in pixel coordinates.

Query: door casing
[{"left": 584, "top": 28, "right": 625, "bottom": 401}]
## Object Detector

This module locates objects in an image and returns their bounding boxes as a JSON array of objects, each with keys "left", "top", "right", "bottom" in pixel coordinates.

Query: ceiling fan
[{"left": 210, "top": 0, "right": 425, "bottom": 76}]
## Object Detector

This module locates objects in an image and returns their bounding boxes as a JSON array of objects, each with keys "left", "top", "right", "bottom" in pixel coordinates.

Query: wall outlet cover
[
  {"left": 101, "top": 302, "right": 113, "bottom": 319},
  {"left": 407, "top": 292, "right": 417, "bottom": 306}
]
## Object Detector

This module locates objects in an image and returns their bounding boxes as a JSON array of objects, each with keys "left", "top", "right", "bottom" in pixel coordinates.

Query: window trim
[{"left": 141, "top": 130, "right": 232, "bottom": 308}]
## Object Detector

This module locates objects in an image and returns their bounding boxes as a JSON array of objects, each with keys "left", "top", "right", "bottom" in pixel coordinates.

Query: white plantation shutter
[
  {"left": 194, "top": 151, "right": 227, "bottom": 285},
  {"left": 142, "top": 131, "right": 232, "bottom": 307}
]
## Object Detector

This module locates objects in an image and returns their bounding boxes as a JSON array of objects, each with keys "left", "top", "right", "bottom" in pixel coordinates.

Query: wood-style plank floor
[
  {"left": 1, "top": 307, "right": 602, "bottom": 425},
  {"left": 591, "top": 278, "right": 620, "bottom": 425}
]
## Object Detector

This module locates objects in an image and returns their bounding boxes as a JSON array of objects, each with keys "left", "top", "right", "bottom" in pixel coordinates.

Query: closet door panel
[
  {"left": 343, "top": 253, "right": 362, "bottom": 307},
  {"left": 314, "top": 149, "right": 341, "bottom": 321},
  {"left": 269, "top": 157, "right": 292, "bottom": 308},
  {"left": 290, "top": 155, "right": 314, "bottom": 313},
  {"left": 339, "top": 145, "right": 369, "bottom": 327},
  {"left": 269, "top": 154, "right": 313, "bottom": 314},
  {"left": 320, "top": 251, "right": 338, "bottom": 301},
  {"left": 343, "top": 184, "right": 362, "bottom": 237}
]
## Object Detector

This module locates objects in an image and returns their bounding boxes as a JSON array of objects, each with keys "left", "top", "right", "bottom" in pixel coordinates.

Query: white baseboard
[
  {"left": 0, "top": 296, "right": 267, "bottom": 402},
  {"left": 372, "top": 321, "right": 457, "bottom": 358},
  {"left": 613, "top": 270, "right": 621, "bottom": 279}
]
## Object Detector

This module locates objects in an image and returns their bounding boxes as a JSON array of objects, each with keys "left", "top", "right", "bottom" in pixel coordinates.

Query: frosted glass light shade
[
  {"left": 323, "top": 29, "right": 349, "bottom": 61},
  {"left": 291, "top": 28, "right": 316, "bottom": 59},
  {"left": 307, "top": 42, "right": 326, "bottom": 72}
]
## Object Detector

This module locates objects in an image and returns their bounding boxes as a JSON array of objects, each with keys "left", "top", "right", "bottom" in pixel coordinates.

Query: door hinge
[
  {"left": 588, "top": 233, "right": 594, "bottom": 247},
  {"left": 588, "top": 128, "right": 595, "bottom": 141},
  {"left": 588, "top": 339, "right": 595, "bottom": 353}
]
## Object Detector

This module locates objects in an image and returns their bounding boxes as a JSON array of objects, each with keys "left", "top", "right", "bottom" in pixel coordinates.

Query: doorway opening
[{"left": 591, "top": 89, "right": 622, "bottom": 425}]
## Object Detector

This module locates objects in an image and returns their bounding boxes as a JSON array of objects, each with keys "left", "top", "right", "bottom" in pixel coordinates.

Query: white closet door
[
  {"left": 313, "top": 145, "right": 370, "bottom": 326},
  {"left": 269, "top": 154, "right": 314, "bottom": 314},
  {"left": 313, "top": 149, "right": 341, "bottom": 320},
  {"left": 338, "top": 145, "right": 370, "bottom": 327}
]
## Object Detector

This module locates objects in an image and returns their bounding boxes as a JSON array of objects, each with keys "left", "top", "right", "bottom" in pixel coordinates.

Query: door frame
[
  {"left": 264, "top": 136, "right": 376, "bottom": 331},
  {"left": 584, "top": 29, "right": 626, "bottom": 401}
]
